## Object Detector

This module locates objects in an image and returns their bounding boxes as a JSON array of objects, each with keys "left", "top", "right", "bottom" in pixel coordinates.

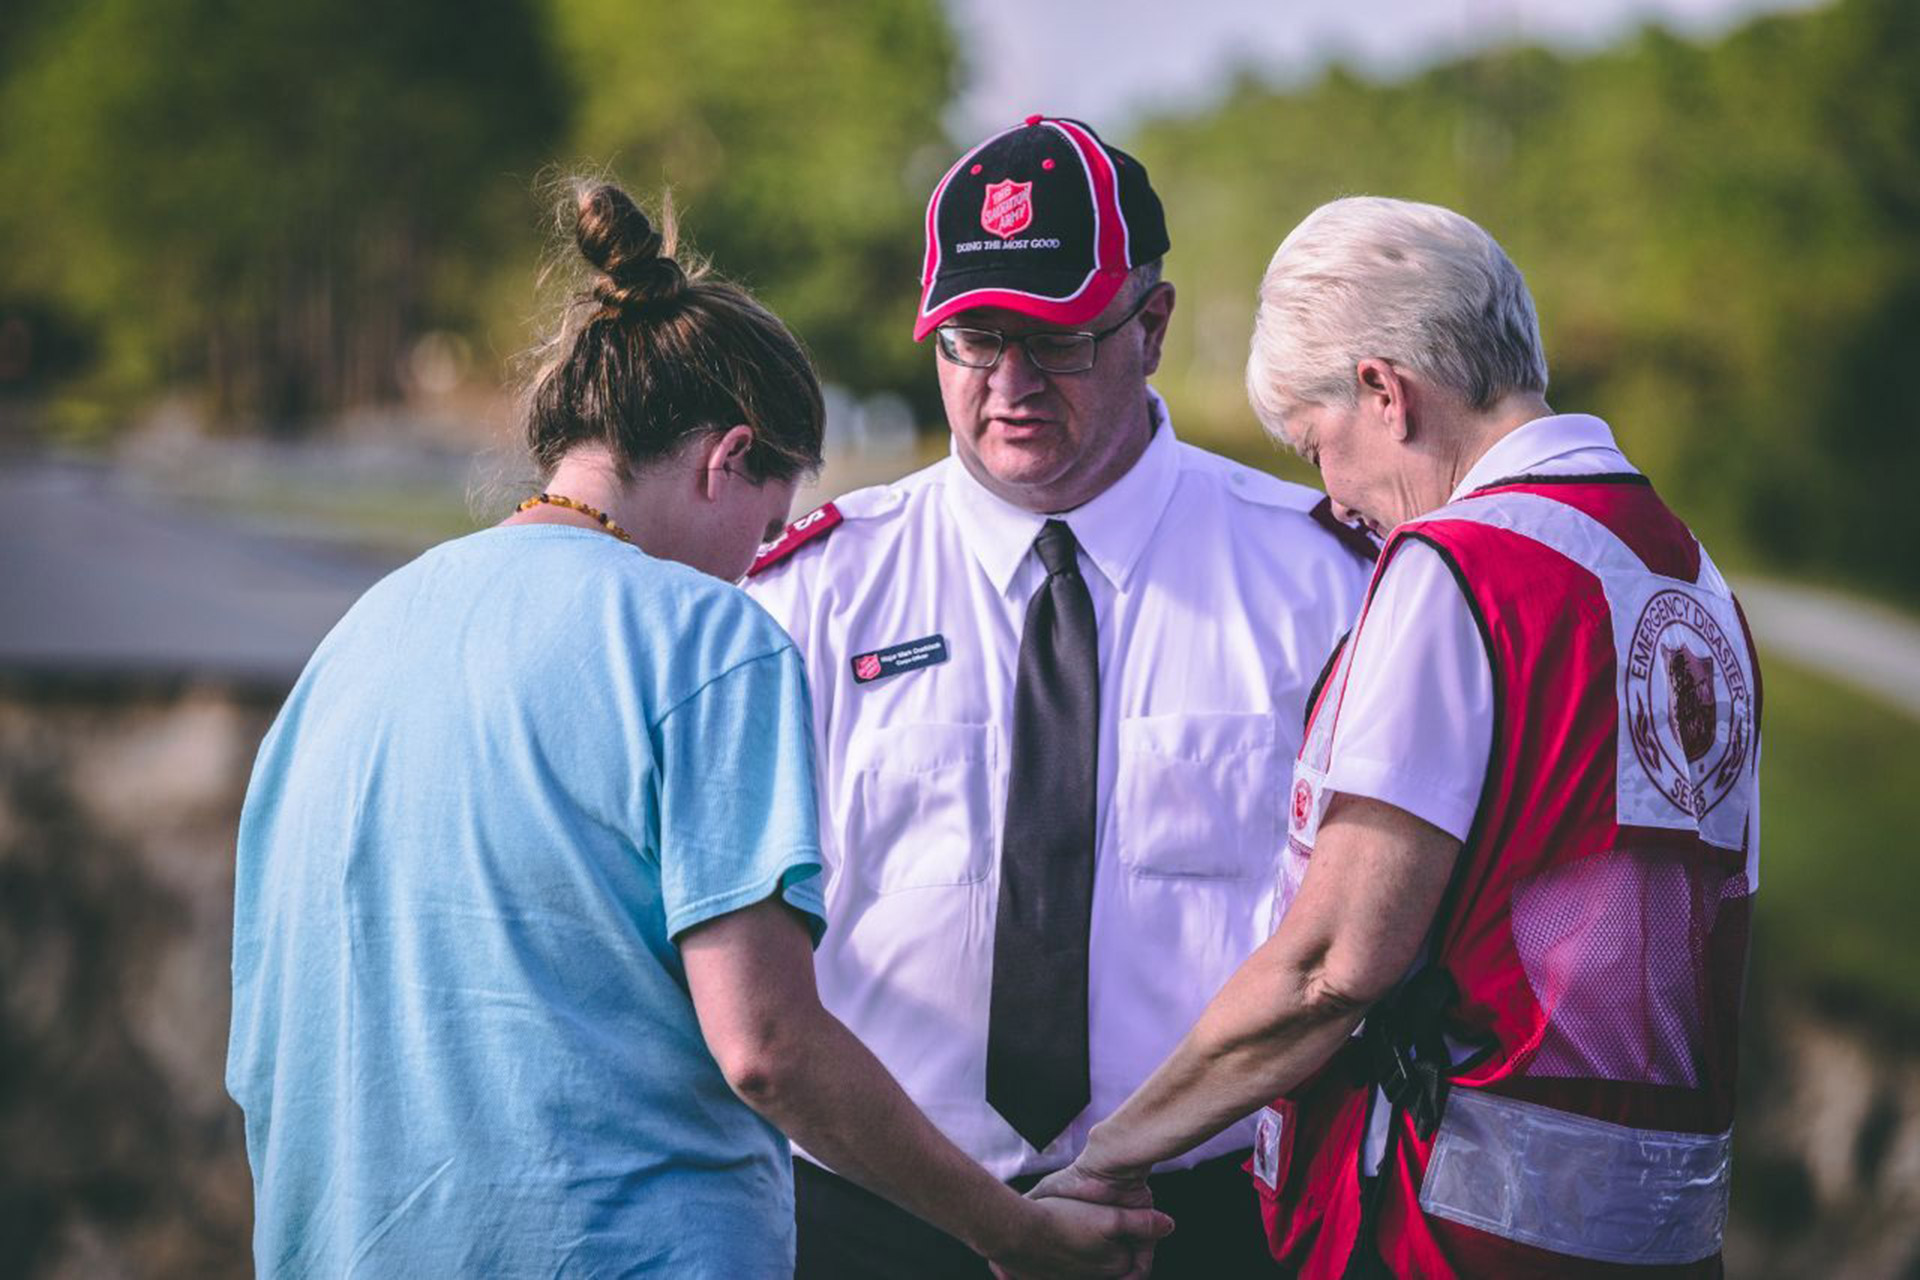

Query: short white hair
[{"left": 1246, "top": 197, "right": 1547, "bottom": 436}]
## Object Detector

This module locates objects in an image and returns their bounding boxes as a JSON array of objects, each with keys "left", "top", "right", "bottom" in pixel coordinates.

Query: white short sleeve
[{"left": 1321, "top": 541, "right": 1494, "bottom": 842}]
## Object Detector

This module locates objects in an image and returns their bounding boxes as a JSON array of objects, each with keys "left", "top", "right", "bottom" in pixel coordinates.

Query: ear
[
  {"left": 1355, "top": 359, "right": 1412, "bottom": 442},
  {"left": 698, "top": 424, "right": 756, "bottom": 500},
  {"left": 1138, "top": 283, "right": 1175, "bottom": 377}
]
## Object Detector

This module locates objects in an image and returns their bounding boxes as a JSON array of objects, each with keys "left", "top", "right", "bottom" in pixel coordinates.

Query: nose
[
  {"left": 1330, "top": 501, "right": 1365, "bottom": 527},
  {"left": 985, "top": 339, "right": 1048, "bottom": 401}
]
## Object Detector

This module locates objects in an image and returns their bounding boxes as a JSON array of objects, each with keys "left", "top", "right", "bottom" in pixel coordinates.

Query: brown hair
[{"left": 525, "top": 180, "right": 825, "bottom": 482}]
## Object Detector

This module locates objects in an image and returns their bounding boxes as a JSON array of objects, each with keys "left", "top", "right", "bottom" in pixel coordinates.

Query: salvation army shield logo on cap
[
  {"left": 981, "top": 179, "right": 1034, "bottom": 239},
  {"left": 913, "top": 115, "right": 1170, "bottom": 340}
]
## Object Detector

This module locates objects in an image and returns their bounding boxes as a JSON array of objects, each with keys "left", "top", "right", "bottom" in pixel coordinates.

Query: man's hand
[{"left": 987, "top": 1194, "right": 1172, "bottom": 1280}]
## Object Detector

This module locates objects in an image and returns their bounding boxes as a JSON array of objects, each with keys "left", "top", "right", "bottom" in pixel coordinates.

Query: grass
[
  {"left": 209, "top": 478, "right": 484, "bottom": 554},
  {"left": 1749, "top": 653, "right": 1920, "bottom": 1019}
]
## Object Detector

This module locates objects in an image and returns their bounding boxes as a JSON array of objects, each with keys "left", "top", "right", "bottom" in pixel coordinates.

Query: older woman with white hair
[{"left": 1032, "top": 197, "right": 1763, "bottom": 1278}]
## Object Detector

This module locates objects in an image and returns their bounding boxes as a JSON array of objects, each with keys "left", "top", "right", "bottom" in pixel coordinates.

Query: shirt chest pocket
[
  {"left": 843, "top": 722, "right": 996, "bottom": 893},
  {"left": 1112, "top": 712, "right": 1284, "bottom": 880}
]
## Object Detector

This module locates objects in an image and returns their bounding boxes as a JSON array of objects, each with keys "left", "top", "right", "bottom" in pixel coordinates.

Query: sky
[{"left": 944, "top": 0, "right": 1829, "bottom": 138}]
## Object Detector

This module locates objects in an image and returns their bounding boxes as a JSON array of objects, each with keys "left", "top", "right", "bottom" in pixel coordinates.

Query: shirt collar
[
  {"left": 944, "top": 388, "right": 1183, "bottom": 596},
  {"left": 1449, "top": 412, "right": 1633, "bottom": 502}
]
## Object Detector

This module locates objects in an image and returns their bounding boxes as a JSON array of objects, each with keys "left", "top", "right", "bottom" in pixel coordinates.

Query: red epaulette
[
  {"left": 748, "top": 502, "right": 843, "bottom": 577},
  {"left": 1310, "top": 496, "right": 1380, "bottom": 563}
]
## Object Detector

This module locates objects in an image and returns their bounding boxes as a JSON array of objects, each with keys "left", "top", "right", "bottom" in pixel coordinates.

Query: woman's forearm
[
  {"left": 685, "top": 899, "right": 1175, "bottom": 1276},
  {"left": 737, "top": 1002, "right": 1036, "bottom": 1258},
  {"left": 1077, "top": 795, "right": 1463, "bottom": 1180},
  {"left": 1078, "top": 946, "right": 1367, "bottom": 1178},
  {"left": 682, "top": 898, "right": 1054, "bottom": 1261}
]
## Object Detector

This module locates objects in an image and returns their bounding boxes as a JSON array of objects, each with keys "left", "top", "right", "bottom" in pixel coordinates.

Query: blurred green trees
[
  {"left": 546, "top": 0, "right": 955, "bottom": 404},
  {"left": 0, "top": 0, "right": 566, "bottom": 428},
  {"left": 1136, "top": 0, "right": 1920, "bottom": 597},
  {"left": 0, "top": 0, "right": 954, "bottom": 430}
]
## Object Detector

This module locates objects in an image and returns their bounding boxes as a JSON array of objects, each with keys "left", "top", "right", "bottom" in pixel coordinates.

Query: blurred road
[
  {"left": 0, "top": 458, "right": 397, "bottom": 685},
  {"left": 4, "top": 453, "right": 1917, "bottom": 717},
  {"left": 1736, "top": 580, "right": 1920, "bottom": 721}
]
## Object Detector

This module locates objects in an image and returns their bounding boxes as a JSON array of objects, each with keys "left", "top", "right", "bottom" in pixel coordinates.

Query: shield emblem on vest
[
  {"left": 1664, "top": 644, "right": 1717, "bottom": 763},
  {"left": 981, "top": 179, "right": 1033, "bottom": 239},
  {"left": 1626, "top": 589, "right": 1751, "bottom": 821}
]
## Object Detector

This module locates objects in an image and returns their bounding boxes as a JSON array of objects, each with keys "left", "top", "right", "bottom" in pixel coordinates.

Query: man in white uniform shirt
[{"left": 746, "top": 116, "right": 1372, "bottom": 1278}]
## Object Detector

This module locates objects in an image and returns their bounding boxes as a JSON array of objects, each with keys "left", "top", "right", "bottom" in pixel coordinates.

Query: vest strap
[{"left": 1357, "top": 966, "right": 1490, "bottom": 1139}]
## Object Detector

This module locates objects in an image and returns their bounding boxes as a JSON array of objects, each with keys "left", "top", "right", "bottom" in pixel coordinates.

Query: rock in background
[
  {"left": 0, "top": 456, "right": 394, "bottom": 1277},
  {"left": 1, "top": 679, "right": 274, "bottom": 1277}
]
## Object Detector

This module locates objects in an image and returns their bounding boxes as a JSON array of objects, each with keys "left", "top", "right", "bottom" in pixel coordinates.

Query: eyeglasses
[{"left": 934, "top": 285, "right": 1161, "bottom": 374}]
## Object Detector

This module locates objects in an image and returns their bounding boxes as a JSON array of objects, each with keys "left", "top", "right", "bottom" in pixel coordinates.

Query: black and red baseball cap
[{"left": 913, "top": 114, "right": 1170, "bottom": 341}]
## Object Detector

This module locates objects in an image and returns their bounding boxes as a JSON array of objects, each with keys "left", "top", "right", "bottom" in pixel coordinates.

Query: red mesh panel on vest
[{"left": 1511, "top": 850, "right": 1750, "bottom": 1088}]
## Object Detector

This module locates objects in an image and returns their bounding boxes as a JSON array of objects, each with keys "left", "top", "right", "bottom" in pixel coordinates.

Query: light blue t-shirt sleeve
[{"left": 655, "top": 644, "right": 827, "bottom": 944}]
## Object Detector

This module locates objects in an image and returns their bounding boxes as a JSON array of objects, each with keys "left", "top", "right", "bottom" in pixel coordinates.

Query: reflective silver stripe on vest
[{"left": 1418, "top": 1088, "right": 1732, "bottom": 1264}]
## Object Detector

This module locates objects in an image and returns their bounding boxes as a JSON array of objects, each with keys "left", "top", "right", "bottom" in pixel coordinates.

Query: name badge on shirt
[{"left": 851, "top": 634, "right": 948, "bottom": 684}]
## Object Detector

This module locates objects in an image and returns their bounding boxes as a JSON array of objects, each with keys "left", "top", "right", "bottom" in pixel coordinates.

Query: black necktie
[{"left": 987, "top": 519, "right": 1099, "bottom": 1152}]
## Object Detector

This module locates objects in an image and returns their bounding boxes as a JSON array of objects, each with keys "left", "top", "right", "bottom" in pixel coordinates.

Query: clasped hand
[{"left": 988, "top": 1158, "right": 1167, "bottom": 1280}]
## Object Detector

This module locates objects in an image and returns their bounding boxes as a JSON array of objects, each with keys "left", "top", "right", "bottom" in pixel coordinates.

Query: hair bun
[{"left": 575, "top": 182, "right": 688, "bottom": 314}]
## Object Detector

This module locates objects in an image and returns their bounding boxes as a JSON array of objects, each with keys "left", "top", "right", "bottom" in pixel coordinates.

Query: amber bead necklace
[{"left": 515, "top": 493, "right": 636, "bottom": 545}]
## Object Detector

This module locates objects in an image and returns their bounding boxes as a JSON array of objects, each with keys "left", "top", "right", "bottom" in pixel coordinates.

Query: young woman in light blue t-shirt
[{"left": 226, "top": 180, "right": 1169, "bottom": 1280}]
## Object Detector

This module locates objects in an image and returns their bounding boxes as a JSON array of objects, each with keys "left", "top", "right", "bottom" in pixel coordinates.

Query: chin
[
  {"left": 979, "top": 441, "right": 1068, "bottom": 490},
  {"left": 703, "top": 557, "right": 753, "bottom": 583},
  {"left": 716, "top": 546, "right": 762, "bottom": 581}
]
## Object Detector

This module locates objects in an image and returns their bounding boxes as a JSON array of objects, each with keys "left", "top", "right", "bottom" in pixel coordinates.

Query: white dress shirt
[
  {"left": 746, "top": 392, "right": 1371, "bottom": 1179},
  {"left": 1323, "top": 413, "right": 1640, "bottom": 841}
]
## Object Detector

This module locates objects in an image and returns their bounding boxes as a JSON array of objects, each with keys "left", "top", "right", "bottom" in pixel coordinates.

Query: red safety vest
[{"left": 1254, "top": 476, "right": 1762, "bottom": 1278}]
